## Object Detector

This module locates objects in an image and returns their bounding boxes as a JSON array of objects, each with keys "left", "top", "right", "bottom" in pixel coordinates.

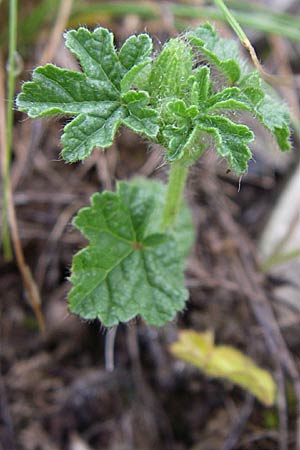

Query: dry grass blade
[
  {"left": 214, "top": 0, "right": 300, "bottom": 89},
  {"left": 242, "top": 35, "right": 300, "bottom": 89},
  {"left": 0, "top": 50, "right": 45, "bottom": 331}
]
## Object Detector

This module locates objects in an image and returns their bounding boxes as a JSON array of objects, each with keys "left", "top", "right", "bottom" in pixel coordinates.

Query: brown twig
[{"left": 238, "top": 29, "right": 300, "bottom": 90}]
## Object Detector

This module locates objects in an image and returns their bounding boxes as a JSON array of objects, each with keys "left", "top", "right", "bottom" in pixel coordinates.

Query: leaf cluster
[{"left": 17, "top": 23, "right": 291, "bottom": 173}]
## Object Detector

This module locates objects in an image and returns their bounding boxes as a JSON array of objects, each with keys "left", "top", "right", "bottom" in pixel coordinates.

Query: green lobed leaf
[
  {"left": 119, "top": 34, "right": 153, "bottom": 93},
  {"left": 238, "top": 71, "right": 291, "bottom": 151},
  {"left": 120, "top": 60, "right": 150, "bottom": 93},
  {"left": 189, "top": 66, "right": 211, "bottom": 105},
  {"left": 121, "top": 90, "right": 159, "bottom": 138},
  {"left": 237, "top": 71, "right": 264, "bottom": 105},
  {"left": 187, "top": 23, "right": 242, "bottom": 83},
  {"left": 68, "top": 179, "right": 194, "bottom": 326},
  {"left": 204, "top": 87, "right": 251, "bottom": 112},
  {"left": 119, "top": 34, "right": 152, "bottom": 70},
  {"left": 16, "top": 64, "right": 119, "bottom": 117},
  {"left": 16, "top": 27, "right": 156, "bottom": 162},
  {"left": 65, "top": 27, "right": 123, "bottom": 87},
  {"left": 61, "top": 106, "right": 126, "bottom": 162},
  {"left": 256, "top": 95, "right": 291, "bottom": 151},
  {"left": 161, "top": 100, "right": 194, "bottom": 162},
  {"left": 161, "top": 95, "right": 254, "bottom": 172},
  {"left": 197, "top": 115, "right": 254, "bottom": 173}
]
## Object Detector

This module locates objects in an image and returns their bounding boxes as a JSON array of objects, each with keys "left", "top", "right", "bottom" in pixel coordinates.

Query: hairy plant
[{"left": 16, "top": 24, "right": 291, "bottom": 327}]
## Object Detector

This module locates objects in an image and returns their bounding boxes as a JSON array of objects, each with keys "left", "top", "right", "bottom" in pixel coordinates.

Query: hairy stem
[{"left": 160, "top": 161, "right": 188, "bottom": 231}]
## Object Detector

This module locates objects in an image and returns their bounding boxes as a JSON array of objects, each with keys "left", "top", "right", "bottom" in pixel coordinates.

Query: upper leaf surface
[
  {"left": 198, "top": 115, "right": 254, "bottom": 173},
  {"left": 68, "top": 179, "right": 193, "bottom": 326},
  {"left": 119, "top": 34, "right": 152, "bottom": 70},
  {"left": 119, "top": 34, "right": 153, "bottom": 92},
  {"left": 256, "top": 94, "right": 290, "bottom": 151},
  {"left": 205, "top": 87, "right": 251, "bottom": 112},
  {"left": 61, "top": 106, "right": 126, "bottom": 162},
  {"left": 65, "top": 27, "right": 123, "bottom": 88},
  {"left": 16, "top": 64, "right": 119, "bottom": 117},
  {"left": 238, "top": 71, "right": 291, "bottom": 151},
  {"left": 187, "top": 24, "right": 241, "bottom": 83},
  {"left": 121, "top": 91, "right": 159, "bottom": 138},
  {"left": 16, "top": 27, "right": 156, "bottom": 162}
]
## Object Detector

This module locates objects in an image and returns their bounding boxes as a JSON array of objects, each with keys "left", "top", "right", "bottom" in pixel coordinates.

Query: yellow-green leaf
[{"left": 170, "top": 330, "right": 276, "bottom": 406}]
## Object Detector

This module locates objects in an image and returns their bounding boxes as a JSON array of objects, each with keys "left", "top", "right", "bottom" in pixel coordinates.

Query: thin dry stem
[
  {"left": 0, "top": 51, "right": 45, "bottom": 331},
  {"left": 242, "top": 36, "right": 300, "bottom": 89}
]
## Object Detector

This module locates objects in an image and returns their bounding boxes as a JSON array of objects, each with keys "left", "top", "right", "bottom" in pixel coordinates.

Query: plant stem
[
  {"left": 213, "top": 0, "right": 266, "bottom": 80},
  {"left": 213, "top": 0, "right": 248, "bottom": 42},
  {"left": 160, "top": 162, "right": 188, "bottom": 231},
  {"left": 2, "top": 0, "right": 17, "bottom": 259},
  {"left": 0, "top": 22, "right": 45, "bottom": 332}
]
